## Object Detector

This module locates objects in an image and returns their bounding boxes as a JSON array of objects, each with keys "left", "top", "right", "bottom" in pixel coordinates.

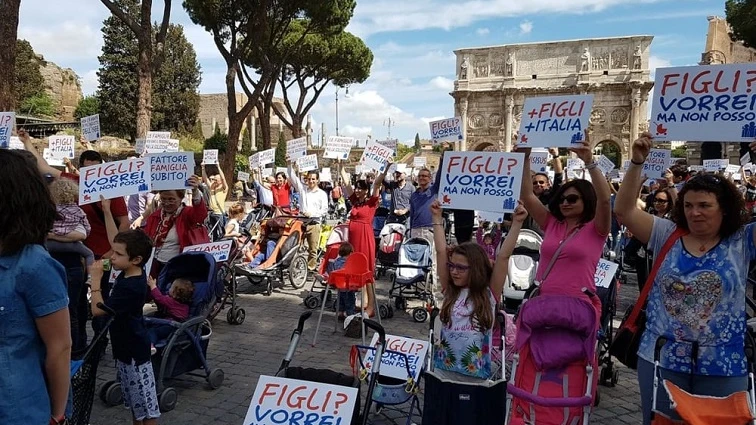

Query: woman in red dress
[{"left": 339, "top": 161, "right": 389, "bottom": 317}]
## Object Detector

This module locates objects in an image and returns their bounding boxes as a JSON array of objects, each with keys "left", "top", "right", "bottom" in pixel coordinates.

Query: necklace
[{"left": 695, "top": 236, "right": 719, "bottom": 252}]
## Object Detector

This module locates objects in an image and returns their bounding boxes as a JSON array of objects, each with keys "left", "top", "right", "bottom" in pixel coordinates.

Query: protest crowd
[{"left": 5, "top": 63, "right": 756, "bottom": 425}]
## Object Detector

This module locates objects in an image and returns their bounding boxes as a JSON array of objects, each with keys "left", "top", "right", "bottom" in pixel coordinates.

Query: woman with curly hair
[{"left": 615, "top": 132, "right": 755, "bottom": 425}]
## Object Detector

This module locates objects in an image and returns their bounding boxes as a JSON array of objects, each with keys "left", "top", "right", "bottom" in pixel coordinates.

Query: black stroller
[{"left": 596, "top": 258, "right": 621, "bottom": 389}]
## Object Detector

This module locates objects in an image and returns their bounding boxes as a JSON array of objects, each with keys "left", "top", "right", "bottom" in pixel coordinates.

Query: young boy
[
  {"left": 89, "top": 229, "right": 160, "bottom": 425},
  {"left": 329, "top": 242, "right": 355, "bottom": 318}
]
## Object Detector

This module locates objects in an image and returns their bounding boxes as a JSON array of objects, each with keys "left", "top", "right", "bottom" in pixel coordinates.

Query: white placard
[
  {"left": 48, "top": 135, "right": 75, "bottom": 159},
  {"left": 135, "top": 139, "right": 146, "bottom": 155},
  {"left": 362, "top": 334, "right": 429, "bottom": 381},
  {"left": 413, "top": 156, "right": 427, "bottom": 168},
  {"left": 79, "top": 158, "right": 150, "bottom": 205},
  {"left": 396, "top": 163, "right": 407, "bottom": 174},
  {"left": 650, "top": 64, "right": 756, "bottom": 142},
  {"left": 167, "top": 139, "right": 180, "bottom": 152},
  {"left": 477, "top": 210, "right": 505, "bottom": 223},
  {"left": 429, "top": 117, "right": 463, "bottom": 145},
  {"left": 517, "top": 95, "right": 593, "bottom": 148},
  {"left": 703, "top": 159, "right": 729, "bottom": 172},
  {"left": 594, "top": 259, "right": 619, "bottom": 289},
  {"left": 237, "top": 171, "right": 250, "bottom": 182},
  {"left": 286, "top": 137, "right": 307, "bottom": 161},
  {"left": 145, "top": 131, "right": 171, "bottom": 153},
  {"left": 642, "top": 149, "right": 671, "bottom": 179},
  {"left": 596, "top": 155, "right": 615, "bottom": 176},
  {"left": 261, "top": 167, "right": 274, "bottom": 178},
  {"left": 276, "top": 167, "right": 288, "bottom": 175},
  {"left": 202, "top": 149, "right": 219, "bottom": 165},
  {"left": 360, "top": 139, "right": 393, "bottom": 173},
  {"left": 248, "top": 153, "right": 259, "bottom": 170},
  {"left": 323, "top": 136, "right": 354, "bottom": 160},
  {"left": 378, "top": 139, "right": 398, "bottom": 156},
  {"left": 437, "top": 151, "right": 525, "bottom": 214},
  {"left": 320, "top": 167, "right": 332, "bottom": 182},
  {"left": 741, "top": 152, "right": 752, "bottom": 167},
  {"left": 296, "top": 154, "right": 319, "bottom": 173},
  {"left": 258, "top": 148, "right": 275, "bottom": 166},
  {"left": 183, "top": 240, "right": 234, "bottom": 262},
  {"left": 688, "top": 165, "right": 705, "bottom": 172},
  {"left": 81, "top": 114, "right": 101, "bottom": 142},
  {"left": 669, "top": 157, "right": 684, "bottom": 166},
  {"left": 622, "top": 160, "right": 630, "bottom": 171},
  {"left": 43, "top": 148, "right": 64, "bottom": 166},
  {"left": 529, "top": 149, "right": 550, "bottom": 173},
  {"left": 0, "top": 112, "right": 15, "bottom": 149},
  {"left": 567, "top": 158, "right": 584, "bottom": 170},
  {"left": 726, "top": 164, "right": 741, "bottom": 175},
  {"left": 147, "top": 152, "right": 195, "bottom": 191},
  {"left": 9, "top": 136, "right": 24, "bottom": 150},
  {"left": 243, "top": 375, "right": 358, "bottom": 425}
]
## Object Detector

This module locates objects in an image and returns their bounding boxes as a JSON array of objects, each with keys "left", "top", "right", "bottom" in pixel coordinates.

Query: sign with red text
[
  {"left": 594, "top": 259, "right": 619, "bottom": 289},
  {"left": 518, "top": 95, "right": 593, "bottom": 148},
  {"left": 429, "top": 117, "right": 463, "bottom": 145},
  {"left": 48, "top": 135, "right": 75, "bottom": 159},
  {"left": 79, "top": 158, "right": 151, "bottom": 205},
  {"left": 243, "top": 375, "right": 358, "bottom": 425},
  {"left": 183, "top": 240, "right": 234, "bottom": 262},
  {"left": 438, "top": 151, "right": 524, "bottom": 213},
  {"left": 360, "top": 139, "right": 393, "bottom": 172},
  {"left": 81, "top": 114, "right": 101, "bottom": 141},
  {"left": 651, "top": 64, "right": 756, "bottom": 142},
  {"left": 296, "top": 154, "right": 318, "bottom": 173},
  {"left": 529, "top": 149, "right": 549, "bottom": 172},
  {"left": 363, "top": 334, "right": 429, "bottom": 381},
  {"left": 0, "top": 112, "right": 14, "bottom": 149},
  {"left": 286, "top": 137, "right": 308, "bottom": 161},
  {"left": 147, "top": 152, "right": 194, "bottom": 191},
  {"left": 642, "top": 149, "right": 671, "bottom": 179},
  {"left": 324, "top": 136, "right": 354, "bottom": 159}
]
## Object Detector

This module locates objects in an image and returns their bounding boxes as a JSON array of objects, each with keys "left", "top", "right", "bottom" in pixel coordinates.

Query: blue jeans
[
  {"left": 637, "top": 358, "right": 748, "bottom": 425},
  {"left": 339, "top": 291, "right": 356, "bottom": 316}
]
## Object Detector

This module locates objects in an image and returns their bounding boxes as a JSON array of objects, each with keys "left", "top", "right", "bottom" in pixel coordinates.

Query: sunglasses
[
  {"left": 654, "top": 199, "right": 669, "bottom": 204},
  {"left": 559, "top": 194, "right": 581, "bottom": 204},
  {"left": 447, "top": 262, "right": 470, "bottom": 272}
]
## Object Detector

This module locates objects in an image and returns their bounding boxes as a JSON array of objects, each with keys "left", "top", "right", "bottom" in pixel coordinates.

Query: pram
[
  {"left": 596, "top": 257, "right": 621, "bottom": 389},
  {"left": 502, "top": 229, "right": 542, "bottom": 314},
  {"left": 99, "top": 252, "right": 226, "bottom": 413},
  {"left": 71, "top": 303, "right": 113, "bottom": 425},
  {"left": 373, "top": 207, "right": 390, "bottom": 239},
  {"left": 232, "top": 216, "right": 310, "bottom": 296},
  {"left": 382, "top": 236, "right": 435, "bottom": 322},
  {"left": 422, "top": 309, "right": 508, "bottom": 425},
  {"left": 303, "top": 223, "right": 350, "bottom": 309},
  {"left": 505, "top": 294, "right": 598, "bottom": 425},
  {"left": 375, "top": 222, "right": 405, "bottom": 279}
]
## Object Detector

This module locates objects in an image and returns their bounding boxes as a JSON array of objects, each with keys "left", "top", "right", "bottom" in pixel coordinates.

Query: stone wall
[
  {"left": 198, "top": 93, "right": 293, "bottom": 148},
  {"left": 701, "top": 16, "right": 756, "bottom": 65},
  {"left": 39, "top": 61, "right": 82, "bottom": 121}
]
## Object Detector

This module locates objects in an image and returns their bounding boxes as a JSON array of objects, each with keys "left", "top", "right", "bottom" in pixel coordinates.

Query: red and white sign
[{"left": 183, "top": 240, "right": 234, "bottom": 262}]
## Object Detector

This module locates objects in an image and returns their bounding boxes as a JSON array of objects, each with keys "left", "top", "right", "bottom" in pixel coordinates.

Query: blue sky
[{"left": 18, "top": 0, "right": 725, "bottom": 145}]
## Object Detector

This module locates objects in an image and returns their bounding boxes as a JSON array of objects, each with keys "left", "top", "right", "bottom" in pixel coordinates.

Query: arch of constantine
[{"left": 452, "top": 35, "right": 654, "bottom": 162}]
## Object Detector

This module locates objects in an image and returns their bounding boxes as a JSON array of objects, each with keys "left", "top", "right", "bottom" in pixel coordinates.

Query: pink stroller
[{"left": 505, "top": 294, "right": 598, "bottom": 425}]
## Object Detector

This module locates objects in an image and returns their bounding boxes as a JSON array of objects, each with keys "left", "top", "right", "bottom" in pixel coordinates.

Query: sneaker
[{"left": 150, "top": 345, "right": 157, "bottom": 356}]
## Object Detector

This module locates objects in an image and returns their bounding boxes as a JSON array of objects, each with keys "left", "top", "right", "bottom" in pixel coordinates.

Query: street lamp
[{"left": 336, "top": 86, "right": 349, "bottom": 136}]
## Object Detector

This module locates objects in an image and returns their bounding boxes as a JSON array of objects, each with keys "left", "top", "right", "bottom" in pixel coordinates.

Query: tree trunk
[
  {"left": 136, "top": 35, "right": 152, "bottom": 139},
  {"left": 0, "top": 0, "right": 21, "bottom": 111},
  {"left": 291, "top": 118, "right": 304, "bottom": 138},
  {"left": 259, "top": 99, "right": 272, "bottom": 150}
]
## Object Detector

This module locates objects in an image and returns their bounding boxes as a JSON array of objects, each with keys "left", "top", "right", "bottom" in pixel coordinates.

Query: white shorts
[{"left": 116, "top": 359, "right": 161, "bottom": 420}]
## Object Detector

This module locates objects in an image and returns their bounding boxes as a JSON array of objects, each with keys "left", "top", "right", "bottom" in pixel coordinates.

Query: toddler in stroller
[{"left": 146, "top": 276, "right": 194, "bottom": 354}]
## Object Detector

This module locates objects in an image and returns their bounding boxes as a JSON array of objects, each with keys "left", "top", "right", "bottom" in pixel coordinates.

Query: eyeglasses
[
  {"left": 533, "top": 181, "right": 549, "bottom": 186},
  {"left": 559, "top": 194, "right": 581, "bottom": 204},
  {"left": 654, "top": 199, "right": 669, "bottom": 204},
  {"left": 447, "top": 262, "right": 470, "bottom": 272}
]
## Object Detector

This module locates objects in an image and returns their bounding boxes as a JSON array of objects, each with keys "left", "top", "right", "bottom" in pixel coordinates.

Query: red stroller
[{"left": 505, "top": 294, "right": 598, "bottom": 425}]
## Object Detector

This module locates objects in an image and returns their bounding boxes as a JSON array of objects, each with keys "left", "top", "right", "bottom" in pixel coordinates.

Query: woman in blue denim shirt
[{"left": 0, "top": 149, "right": 72, "bottom": 425}]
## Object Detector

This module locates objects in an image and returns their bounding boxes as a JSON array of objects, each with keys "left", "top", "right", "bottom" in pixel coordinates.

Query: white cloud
[
  {"left": 429, "top": 76, "right": 454, "bottom": 91},
  {"left": 519, "top": 20, "right": 533, "bottom": 35},
  {"left": 340, "top": 125, "right": 373, "bottom": 139},
  {"left": 648, "top": 55, "right": 672, "bottom": 77},
  {"left": 18, "top": 21, "right": 103, "bottom": 64},
  {"left": 80, "top": 70, "right": 99, "bottom": 96},
  {"left": 476, "top": 27, "right": 490, "bottom": 36}
]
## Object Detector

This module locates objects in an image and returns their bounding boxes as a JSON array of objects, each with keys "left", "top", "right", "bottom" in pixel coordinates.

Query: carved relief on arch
[
  {"left": 610, "top": 108, "right": 629, "bottom": 124},
  {"left": 488, "top": 113, "right": 503, "bottom": 128},
  {"left": 469, "top": 114, "right": 486, "bottom": 129},
  {"left": 590, "top": 108, "right": 607, "bottom": 125}
]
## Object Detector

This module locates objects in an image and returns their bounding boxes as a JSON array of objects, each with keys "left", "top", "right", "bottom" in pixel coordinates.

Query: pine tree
[
  {"left": 275, "top": 132, "right": 287, "bottom": 166},
  {"left": 15, "top": 40, "right": 45, "bottom": 109},
  {"left": 414, "top": 132, "right": 421, "bottom": 152}
]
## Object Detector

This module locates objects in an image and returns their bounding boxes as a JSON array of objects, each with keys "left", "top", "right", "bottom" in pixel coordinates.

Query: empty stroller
[
  {"left": 502, "top": 229, "right": 542, "bottom": 313},
  {"left": 382, "top": 236, "right": 435, "bottom": 322},
  {"left": 375, "top": 222, "right": 405, "bottom": 279},
  {"left": 99, "top": 252, "right": 225, "bottom": 413},
  {"left": 505, "top": 294, "right": 598, "bottom": 425}
]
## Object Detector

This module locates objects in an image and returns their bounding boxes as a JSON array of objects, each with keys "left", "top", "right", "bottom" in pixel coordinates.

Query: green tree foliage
[
  {"left": 726, "top": 0, "right": 756, "bottom": 48},
  {"left": 20, "top": 91, "right": 56, "bottom": 117},
  {"left": 275, "top": 132, "right": 287, "bottom": 167},
  {"left": 204, "top": 125, "right": 228, "bottom": 153},
  {"left": 671, "top": 146, "right": 687, "bottom": 159},
  {"left": 414, "top": 133, "right": 421, "bottom": 152},
  {"left": 397, "top": 143, "right": 414, "bottom": 161},
  {"left": 15, "top": 40, "right": 46, "bottom": 112},
  {"left": 74, "top": 96, "right": 101, "bottom": 119}
]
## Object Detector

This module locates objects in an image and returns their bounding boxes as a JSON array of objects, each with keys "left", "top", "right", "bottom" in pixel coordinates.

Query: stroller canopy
[{"left": 158, "top": 252, "right": 220, "bottom": 317}]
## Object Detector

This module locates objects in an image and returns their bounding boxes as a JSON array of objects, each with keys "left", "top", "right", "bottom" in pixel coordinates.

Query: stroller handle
[
  {"left": 363, "top": 319, "right": 386, "bottom": 346},
  {"left": 429, "top": 308, "right": 440, "bottom": 330},
  {"left": 96, "top": 302, "right": 116, "bottom": 316},
  {"left": 297, "top": 311, "right": 312, "bottom": 334}
]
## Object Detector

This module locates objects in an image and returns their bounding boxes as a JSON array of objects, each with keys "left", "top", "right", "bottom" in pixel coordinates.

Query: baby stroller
[
  {"left": 422, "top": 309, "right": 509, "bottom": 425},
  {"left": 596, "top": 259, "right": 621, "bottom": 389},
  {"left": 71, "top": 303, "right": 114, "bottom": 425},
  {"left": 382, "top": 236, "right": 435, "bottom": 322},
  {"left": 502, "top": 229, "right": 542, "bottom": 313},
  {"left": 233, "top": 216, "right": 310, "bottom": 296},
  {"left": 373, "top": 207, "right": 390, "bottom": 240},
  {"left": 99, "top": 252, "right": 226, "bottom": 413},
  {"left": 505, "top": 294, "right": 598, "bottom": 425},
  {"left": 303, "top": 223, "right": 350, "bottom": 310},
  {"left": 375, "top": 222, "right": 405, "bottom": 279}
]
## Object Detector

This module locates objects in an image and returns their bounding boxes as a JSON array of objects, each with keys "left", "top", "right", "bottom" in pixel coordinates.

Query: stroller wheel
[
  {"left": 304, "top": 295, "right": 320, "bottom": 309},
  {"left": 207, "top": 368, "right": 225, "bottom": 390},
  {"left": 394, "top": 296, "right": 407, "bottom": 311},
  {"left": 158, "top": 387, "right": 178, "bottom": 412},
  {"left": 378, "top": 304, "right": 390, "bottom": 319},
  {"left": 288, "top": 256, "right": 309, "bottom": 289},
  {"left": 611, "top": 369, "right": 619, "bottom": 386},
  {"left": 386, "top": 306, "right": 394, "bottom": 318},
  {"left": 594, "top": 389, "right": 600, "bottom": 407},
  {"left": 412, "top": 307, "right": 429, "bottom": 323},
  {"left": 101, "top": 381, "right": 122, "bottom": 407},
  {"left": 599, "top": 366, "right": 617, "bottom": 388}
]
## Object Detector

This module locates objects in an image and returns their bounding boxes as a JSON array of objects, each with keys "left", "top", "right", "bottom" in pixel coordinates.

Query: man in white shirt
[{"left": 288, "top": 164, "right": 329, "bottom": 269}]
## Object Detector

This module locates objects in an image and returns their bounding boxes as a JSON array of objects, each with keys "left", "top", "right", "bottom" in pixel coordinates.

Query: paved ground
[{"left": 88, "top": 266, "right": 644, "bottom": 425}]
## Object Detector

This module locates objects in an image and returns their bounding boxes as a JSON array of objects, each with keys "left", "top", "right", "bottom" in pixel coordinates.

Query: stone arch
[
  {"left": 594, "top": 139, "right": 623, "bottom": 168},
  {"left": 472, "top": 141, "right": 498, "bottom": 151}
]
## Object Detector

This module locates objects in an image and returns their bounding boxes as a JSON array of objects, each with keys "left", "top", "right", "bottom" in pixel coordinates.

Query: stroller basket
[
  {"left": 277, "top": 367, "right": 362, "bottom": 425},
  {"left": 70, "top": 335, "right": 109, "bottom": 425}
]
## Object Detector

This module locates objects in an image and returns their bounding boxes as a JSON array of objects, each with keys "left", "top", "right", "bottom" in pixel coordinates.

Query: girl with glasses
[{"left": 429, "top": 199, "right": 527, "bottom": 379}]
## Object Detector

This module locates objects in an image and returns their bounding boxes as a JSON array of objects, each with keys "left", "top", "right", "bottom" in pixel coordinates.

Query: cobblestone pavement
[{"left": 88, "top": 268, "right": 644, "bottom": 425}]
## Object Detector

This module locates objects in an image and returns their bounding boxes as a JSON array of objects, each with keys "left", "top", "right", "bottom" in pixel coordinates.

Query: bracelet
[
  {"left": 584, "top": 162, "right": 598, "bottom": 170},
  {"left": 432, "top": 223, "right": 444, "bottom": 226},
  {"left": 91, "top": 289, "right": 101, "bottom": 293},
  {"left": 630, "top": 158, "right": 645, "bottom": 166}
]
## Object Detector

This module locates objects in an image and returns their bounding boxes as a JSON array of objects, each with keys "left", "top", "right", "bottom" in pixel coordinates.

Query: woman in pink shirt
[{"left": 517, "top": 132, "right": 611, "bottom": 317}]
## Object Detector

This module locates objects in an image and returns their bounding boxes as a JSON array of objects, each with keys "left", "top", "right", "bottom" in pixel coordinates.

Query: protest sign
[
  {"left": 135, "top": 139, "right": 146, "bottom": 155},
  {"left": 688, "top": 165, "right": 705, "bottom": 172},
  {"left": 48, "top": 135, "right": 75, "bottom": 159},
  {"left": 296, "top": 154, "right": 318, "bottom": 172},
  {"left": 237, "top": 171, "right": 250, "bottom": 182},
  {"left": 567, "top": 158, "right": 584, "bottom": 170},
  {"left": 9, "top": 136, "right": 23, "bottom": 150},
  {"left": 147, "top": 152, "right": 194, "bottom": 191},
  {"left": 437, "top": 151, "right": 524, "bottom": 213},
  {"left": 594, "top": 259, "right": 619, "bottom": 289},
  {"left": 703, "top": 159, "right": 728, "bottom": 172},
  {"left": 642, "top": 149, "right": 671, "bottom": 179},
  {"left": 726, "top": 164, "right": 741, "bottom": 175},
  {"left": 0, "top": 112, "right": 14, "bottom": 149},
  {"left": 670, "top": 157, "right": 684, "bottom": 166},
  {"left": 261, "top": 167, "right": 273, "bottom": 178},
  {"left": 323, "top": 136, "right": 354, "bottom": 159},
  {"left": 43, "top": 148, "right": 64, "bottom": 166},
  {"left": 286, "top": 137, "right": 308, "bottom": 161},
  {"left": 741, "top": 152, "right": 751, "bottom": 167},
  {"left": 596, "top": 155, "right": 615, "bottom": 176},
  {"left": 517, "top": 95, "right": 593, "bottom": 148},
  {"left": 650, "top": 64, "right": 756, "bottom": 142},
  {"left": 81, "top": 114, "right": 101, "bottom": 141},
  {"left": 145, "top": 131, "right": 171, "bottom": 153},
  {"left": 362, "top": 334, "right": 429, "bottom": 381},
  {"left": 108, "top": 248, "right": 155, "bottom": 285},
  {"left": 477, "top": 210, "right": 504, "bottom": 223},
  {"left": 79, "top": 158, "right": 150, "bottom": 205},
  {"left": 360, "top": 140, "right": 393, "bottom": 172},
  {"left": 248, "top": 153, "right": 261, "bottom": 170},
  {"left": 622, "top": 160, "right": 630, "bottom": 171},
  {"left": 413, "top": 156, "right": 427, "bottom": 168},
  {"left": 183, "top": 240, "right": 234, "bottom": 262},
  {"left": 259, "top": 148, "right": 275, "bottom": 167},
  {"left": 396, "top": 163, "right": 407, "bottom": 174},
  {"left": 529, "top": 149, "right": 550, "bottom": 172},
  {"left": 167, "top": 139, "right": 180, "bottom": 152},
  {"left": 378, "top": 139, "right": 398, "bottom": 156},
  {"left": 320, "top": 168, "right": 332, "bottom": 182},
  {"left": 243, "top": 375, "right": 358, "bottom": 425},
  {"left": 203, "top": 149, "right": 219, "bottom": 165},
  {"left": 429, "top": 117, "right": 463, "bottom": 145},
  {"left": 276, "top": 167, "right": 288, "bottom": 175}
]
